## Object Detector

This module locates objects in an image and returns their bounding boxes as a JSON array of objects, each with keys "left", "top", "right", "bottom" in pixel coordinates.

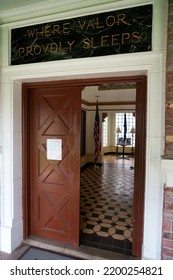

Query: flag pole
[{"left": 93, "top": 95, "right": 101, "bottom": 169}]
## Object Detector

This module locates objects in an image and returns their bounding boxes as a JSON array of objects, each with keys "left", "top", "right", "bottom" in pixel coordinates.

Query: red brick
[
  {"left": 165, "top": 203, "right": 173, "bottom": 210},
  {"left": 166, "top": 91, "right": 173, "bottom": 97},
  {"left": 164, "top": 153, "right": 173, "bottom": 159},
  {"left": 166, "top": 85, "right": 173, "bottom": 92},
  {"left": 167, "top": 62, "right": 173, "bottom": 70},
  {"left": 165, "top": 187, "right": 173, "bottom": 193},
  {"left": 169, "top": 16, "right": 173, "bottom": 24},
  {"left": 166, "top": 108, "right": 173, "bottom": 117},
  {"left": 166, "top": 70, "right": 173, "bottom": 77},
  {"left": 166, "top": 118, "right": 173, "bottom": 125},
  {"left": 168, "top": 5, "right": 173, "bottom": 15},
  {"left": 164, "top": 194, "right": 173, "bottom": 210},
  {"left": 161, "top": 254, "right": 173, "bottom": 260},
  {"left": 164, "top": 232, "right": 173, "bottom": 239},
  {"left": 162, "top": 247, "right": 173, "bottom": 257},
  {"left": 163, "top": 239, "right": 173, "bottom": 248},
  {"left": 165, "top": 144, "right": 173, "bottom": 151},
  {"left": 168, "top": 33, "right": 173, "bottom": 41},
  {"left": 166, "top": 74, "right": 173, "bottom": 84},
  {"left": 166, "top": 127, "right": 173, "bottom": 135},
  {"left": 165, "top": 192, "right": 173, "bottom": 201},
  {"left": 163, "top": 211, "right": 173, "bottom": 220},
  {"left": 167, "top": 50, "right": 173, "bottom": 59},
  {"left": 163, "top": 220, "right": 171, "bottom": 231},
  {"left": 165, "top": 0, "right": 173, "bottom": 159}
]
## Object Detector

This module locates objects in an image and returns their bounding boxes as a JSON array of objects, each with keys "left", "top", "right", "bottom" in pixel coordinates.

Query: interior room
[{"left": 80, "top": 83, "right": 136, "bottom": 256}]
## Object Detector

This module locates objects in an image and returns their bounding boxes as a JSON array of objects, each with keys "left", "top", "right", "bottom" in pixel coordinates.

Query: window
[
  {"left": 102, "top": 115, "right": 108, "bottom": 147},
  {"left": 115, "top": 113, "right": 135, "bottom": 145}
]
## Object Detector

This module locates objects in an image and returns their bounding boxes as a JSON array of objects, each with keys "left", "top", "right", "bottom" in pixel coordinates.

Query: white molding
[
  {"left": 0, "top": 0, "right": 162, "bottom": 26},
  {"left": 0, "top": 0, "right": 169, "bottom": 259},
  {"left": 0, "top": 51, "right": 165, "bottom": 259}
]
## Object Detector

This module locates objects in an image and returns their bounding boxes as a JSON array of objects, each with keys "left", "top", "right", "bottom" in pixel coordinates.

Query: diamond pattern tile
[{"left": 80, "top": 156, "right": 134, "bottom": 255}]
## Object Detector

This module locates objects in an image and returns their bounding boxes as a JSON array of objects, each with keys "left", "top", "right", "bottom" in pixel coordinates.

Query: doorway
[
  {"left": 80, "top": 99, "right": 136, "bottom": 255},
  {"left": 22, "top": 76, "right": 146, "bottom": 259}
]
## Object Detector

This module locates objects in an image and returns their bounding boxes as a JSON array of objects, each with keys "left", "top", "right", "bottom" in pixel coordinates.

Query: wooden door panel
[
  {"left": 23, "top": 76, "right": 146, "bottom": 258},
  {"left": 29, "top": 85, "right": 81, "bottom": 245}
]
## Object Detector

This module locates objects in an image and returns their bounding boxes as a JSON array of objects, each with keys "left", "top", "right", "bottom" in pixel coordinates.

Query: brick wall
[
  {"left": 161, "top": 0, "right": 173, "bottom": 260},
  {"left": 162, "top": 187, "right": 173, "bottom": 259},
  {"left": 165, "top": 0, "right": 173, "bottom": 158}
]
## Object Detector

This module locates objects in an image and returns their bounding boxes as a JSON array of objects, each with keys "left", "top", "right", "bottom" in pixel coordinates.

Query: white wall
[{"left": 0, "top": 0, "right": 169, "bottom": 259}]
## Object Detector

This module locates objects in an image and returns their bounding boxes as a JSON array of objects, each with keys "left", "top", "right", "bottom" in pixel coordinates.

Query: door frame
[{"left": 22, "top": 75, "right": 146, "bottom": 259}]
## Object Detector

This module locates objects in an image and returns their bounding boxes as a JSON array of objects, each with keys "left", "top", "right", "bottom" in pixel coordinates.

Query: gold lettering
[
  {"left": 67, "top": 40, "right": 75, "bottom": 50},
  {"left": 90, "top": 37, "right": 101, "bottom": 48},
  {"left": 26, "top": 29, "right": 35, "bottom": 39},
  {"left": 18, "top": 47, "right": 25, "bottom": 57},
  {"left": 52, "top": 25, "right": 61, "bottom": 35},
  {"left": 106, "top": 15, "right": 116, "bottom": 27},
  {"left": 63, "top": 22, "right": 70, "bottom": 34},
  {"left": 83, "top": 38, "right": 92, "bottom": 49},
  {"left": 111, "top": 34, "right": 120, "bottom": 45},
  {"left": 131, "top": 31, "right": 140, "bottom": 43},
  {"left": 42, "top": 44, "right": 50, "bottom": 53},
  {"left": 26, "top": 46, "right": 33, "bottom": 56},
  {"left": 59, "top": 42, "right": 62, "bottom": 51},
  {"left": 50, "top": 43, "right": 59, "bottom": 52},
  {"left": 78, "top": 20, "right": 87, "bottom": 30},
  {"left": 117, "top": 13, "right": 128, "bottom": 25},
  {"left": 87, "top": 19, "right": 95, "bottom": 30},
  {"left": 44, "top": 25, "right": 51, "bottom": 37},
  {"left": 36, "top": 28, "right": 44, "bottom": 38},
  {"left": 101, "top": 35, "right": 109, "bottom": 47},
  {"left": 34, "top": 45, "right": 42, "bottom": 55},
  {"left": 95, "top": 17, "right": 104, "bottom": 29},
  {"left": 122, "top": 33, "right": 130, "bottom": 44}
]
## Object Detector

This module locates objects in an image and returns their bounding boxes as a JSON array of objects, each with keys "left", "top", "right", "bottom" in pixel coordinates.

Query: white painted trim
[
  {"left": 0, "top": 0, "right": 168, "bottom": 260},
  {"left": 0, "top": 0, "right": 160, "bottom": 26},
  {"left": 0, "top": 51, "right": 165, "bottom": 259},
  {"left": 161, "top": 159, "right": 173, "bottom": 188}
]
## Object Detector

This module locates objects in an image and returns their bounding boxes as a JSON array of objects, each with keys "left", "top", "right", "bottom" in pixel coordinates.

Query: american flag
[
  {"left": 123, "top": 113, "right": 127, "bottom": 143},
  {"left": 93, "top": 104, "right": 101, "bottom": 164}
]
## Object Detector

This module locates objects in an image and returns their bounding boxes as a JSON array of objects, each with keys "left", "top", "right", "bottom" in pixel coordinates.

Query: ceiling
[{"left": 82, "top": 86, "right": 136, "bottom": 103}]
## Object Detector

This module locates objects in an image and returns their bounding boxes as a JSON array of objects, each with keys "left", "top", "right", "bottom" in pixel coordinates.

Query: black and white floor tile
[{"left": 80, "top": 156, "right": 134, "bottom": 255}]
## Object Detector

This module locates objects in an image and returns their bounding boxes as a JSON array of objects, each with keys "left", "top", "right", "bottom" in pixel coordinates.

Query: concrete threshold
[{"left": 23, "top": 236, "right": 136, "bottom": 260}]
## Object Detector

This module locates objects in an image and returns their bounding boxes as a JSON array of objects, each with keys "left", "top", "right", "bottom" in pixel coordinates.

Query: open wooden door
[
  {"left": 23, "top": 76, "right": 146, "bottom": 258},
  {"left": 23, "top": 83, "right": 81, "bottom": 246},
  {"left": 132, "top": 77, "right": 147, "bottom": 258}
]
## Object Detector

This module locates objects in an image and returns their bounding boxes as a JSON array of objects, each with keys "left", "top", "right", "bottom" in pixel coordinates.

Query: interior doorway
[
  {"left": 79, "top": 76, "right": 146, "bottom": 259},
  {"left": 22, "top": 75, "right": 146, "bottom": 259},
  {"left": 80, "top": 83, "right": 136, "bottom": 256}
]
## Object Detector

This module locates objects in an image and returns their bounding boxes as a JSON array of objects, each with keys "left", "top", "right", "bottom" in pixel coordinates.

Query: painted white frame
[{"left": 0, "top": 0, "right": 168, "bottom": 259}]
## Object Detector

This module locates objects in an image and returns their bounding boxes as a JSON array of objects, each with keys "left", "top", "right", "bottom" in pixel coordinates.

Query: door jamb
[{"left": 22, "top": 75, "right": 146, "bottom": 259}]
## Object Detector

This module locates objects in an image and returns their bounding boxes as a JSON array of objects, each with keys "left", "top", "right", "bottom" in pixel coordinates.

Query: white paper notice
[{"left": 47, "top": 139, "right": 62, "bottom": 160}]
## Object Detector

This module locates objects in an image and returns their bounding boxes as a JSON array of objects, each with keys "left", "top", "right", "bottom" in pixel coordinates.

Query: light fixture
[
  {"left": 115, "top": 127, "right": 121, "bottom": 155},
  {"left": 130, "top": 127, "right": 135, "bottom": 134},
  {"left": 130, "top": 127, "right": 135, "bottom": 156},
  {"left": 115, "top": 127, "right": 121, "bottom": 133}
]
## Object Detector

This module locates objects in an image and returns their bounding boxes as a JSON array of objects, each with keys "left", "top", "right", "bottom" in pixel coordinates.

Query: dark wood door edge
[{"left": 22, "top": 75, "right": 146, "bottom": 258}]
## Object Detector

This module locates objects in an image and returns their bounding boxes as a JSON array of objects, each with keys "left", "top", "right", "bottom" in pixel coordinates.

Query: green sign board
[{"left": 11, "top": 4, "right": 152, "bottom": 65}]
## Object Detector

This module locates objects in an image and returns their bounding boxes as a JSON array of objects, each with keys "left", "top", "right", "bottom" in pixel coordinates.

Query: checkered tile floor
[{"left": 80, "top": 157, "right": 134, "bottom": 255}]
